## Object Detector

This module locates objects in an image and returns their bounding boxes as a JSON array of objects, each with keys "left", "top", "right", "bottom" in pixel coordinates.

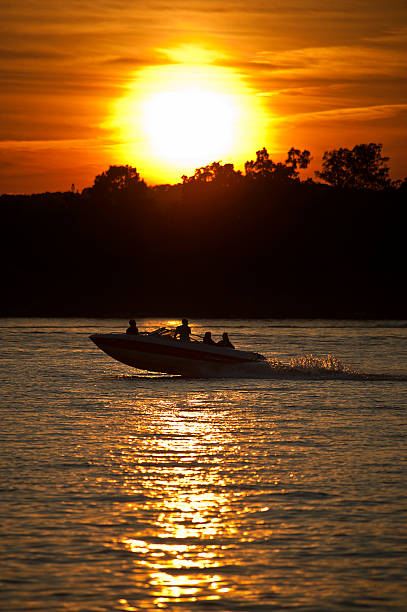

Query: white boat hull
[{"left": 89, "top": 333, "right": 265, "bottom": 377}]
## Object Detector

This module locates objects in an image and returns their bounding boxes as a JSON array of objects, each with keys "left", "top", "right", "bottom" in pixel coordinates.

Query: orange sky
[{"left": 1, "top": 0, "right": 406, "bottom": 193}]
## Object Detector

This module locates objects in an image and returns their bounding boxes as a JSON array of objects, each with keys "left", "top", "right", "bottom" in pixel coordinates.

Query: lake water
[{"left": 1, "top": 318, "right": 407, "bottom": 611}]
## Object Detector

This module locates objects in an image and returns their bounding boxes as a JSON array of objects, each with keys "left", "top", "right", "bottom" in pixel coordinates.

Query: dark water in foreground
[{"left": 1, "top": 318, "right": 407, "bottom": 611}]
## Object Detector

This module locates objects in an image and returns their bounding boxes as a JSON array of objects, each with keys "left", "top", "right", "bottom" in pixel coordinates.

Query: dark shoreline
[{"left": 3, "top": 176, "right": 405, "bottom": 323}]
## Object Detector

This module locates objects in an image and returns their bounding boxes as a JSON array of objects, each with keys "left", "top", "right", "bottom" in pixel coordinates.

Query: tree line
[{"left": 1, "top": 143, "right": 406, "bottom": 318}]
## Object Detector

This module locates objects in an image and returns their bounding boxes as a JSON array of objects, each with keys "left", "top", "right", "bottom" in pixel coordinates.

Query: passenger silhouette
[
  {"left": 126, "top": 319, "right": 139, "bottom": 335},
  {"left": 217, "top": 332, "right": 234, "bottom": 348},
  {"left": 203, "top": 331, "right": 216, "bottom": 345},
  {"left": 174, "top": 318, "right": 191, "bottom": 342}
]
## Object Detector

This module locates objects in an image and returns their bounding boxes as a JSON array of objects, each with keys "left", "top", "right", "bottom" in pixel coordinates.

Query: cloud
[
  {"left": 249, "top": 45, "right": 406, "bottom": 78},
  {"left": 0, "top": 119, "right": 108, "bottom": 143},
  {"left": 0, "top": 138, "right": 108, "bottom": 150},
  {"left": 363, "top": 26, "right": 407, "bottom": 45},
  {"left": 0, "top": 66, "right": 125, "bottom": 96},
  {"left": 103, "top": 56, "right": 162, "bottom": 66},
  {"left": 101, "top": 50, "right": 178, "bottom": 67},
  {"left": 0, "top": 47, "right": 70, "bottom": 60},
  {"left": 276, "top": 103, "right": 407, "bottom": 125}
]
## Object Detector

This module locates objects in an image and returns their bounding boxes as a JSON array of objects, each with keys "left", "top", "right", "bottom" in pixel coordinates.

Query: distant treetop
[
  {"left": 92, "top": 165, "right": 146, "bottom": 193},
  {"left": 181, "top": 161, "right": 242, "bottom": 186},
  {"left": 315, "top": 143, "right": 391, "bottom": 190},
  {"left": 244, "top": 147, "right": 311, "bottom": 182}
]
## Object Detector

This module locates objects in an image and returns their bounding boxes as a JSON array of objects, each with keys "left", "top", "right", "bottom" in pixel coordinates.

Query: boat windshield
[{"left": 149, "top": 327, "right": 174, "bottom": 338}]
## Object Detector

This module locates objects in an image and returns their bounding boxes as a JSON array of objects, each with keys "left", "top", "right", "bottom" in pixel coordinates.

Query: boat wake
[
  {"left": 191, "top": 353, "right": 407, "bottom": 381},
  {"left": 92, "top": 328, "right": 406, "bottom": 381}
]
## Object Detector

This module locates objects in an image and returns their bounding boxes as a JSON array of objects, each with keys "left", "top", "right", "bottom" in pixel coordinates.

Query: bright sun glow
[
  {"left": 108, "top": 45, "right": 270, "bottom": 183},
  {"left": 143, "top": 89, "right": 237, "bottom": 165}
]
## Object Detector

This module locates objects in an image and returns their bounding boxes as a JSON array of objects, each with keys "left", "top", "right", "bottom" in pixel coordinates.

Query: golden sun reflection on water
[
  {"left": 104, "top": 389, "right": 304, "bottom": 610},
  {"left": 116, "top": 394, "right": 241, "bottom": 607}
]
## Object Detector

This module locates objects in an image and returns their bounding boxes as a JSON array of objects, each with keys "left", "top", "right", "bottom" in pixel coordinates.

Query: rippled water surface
[{"left": 1, "top": 318, "right": 407, "bottom": 611}]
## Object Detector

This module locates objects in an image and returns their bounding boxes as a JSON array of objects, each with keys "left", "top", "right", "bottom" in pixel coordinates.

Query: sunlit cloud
[
  {"left": 249, "top": 45, "right": 407, "bottom": 79},
  {"left": 276, "top": 103, "right": 407, "bottom": 125},
  {"left": 0, "top": 47, "right": 70, "bottom": 60},
  {"left": 159, "top": 44, "right": 225, "bottom": 64},
  {"left": 363, "top": 25, "right": 407, "bottom": 45}
]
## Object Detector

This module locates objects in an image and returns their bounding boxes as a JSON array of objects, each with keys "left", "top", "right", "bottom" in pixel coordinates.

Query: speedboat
[{"left": 89, "top": 327, "right": 266, "bottom": 377}]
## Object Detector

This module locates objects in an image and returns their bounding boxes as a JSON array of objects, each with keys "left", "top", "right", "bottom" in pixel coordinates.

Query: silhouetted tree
[
  {"left": 391, "top": 177, "right": 407, "bottom": 191},
  {"left": 245, "top": 147, "right": 311, "bottom": 181},
  {"left": 286, "top": 147, "right": 312, "bottom": 174},
  {"left": 400, "top": 177, "right": 407, "bottom": 192},
  {"left": 244, "top": 147, "right": 275, "bottom": 179},
  {"left": 181, "top": 161, "right": 242, "bottom": 186},
  {"left": 315, "top": 143, "right": 391, "bottom": 190},
  {"left": 91, "top": 165, "right": 147, "bottom": 195}
]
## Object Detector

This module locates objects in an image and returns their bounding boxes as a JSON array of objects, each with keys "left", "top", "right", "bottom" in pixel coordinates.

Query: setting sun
[
  {"left": 143, "top": 88, "right": 237, "bottom": 165},
  {"left": 109, "top": 46, "right": 270, "bottom": 182}
]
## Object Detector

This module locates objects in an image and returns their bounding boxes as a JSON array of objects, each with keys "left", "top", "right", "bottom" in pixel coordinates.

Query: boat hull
[{"left": 89, "top": 333, "right": 264, "bottom": 377}]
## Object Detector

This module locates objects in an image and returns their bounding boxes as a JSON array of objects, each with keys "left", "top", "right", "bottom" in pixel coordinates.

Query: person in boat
[
  {"left": 126, "top": 319, "right": 139, "bottom": 335},
  {"left": 174, "top": 318, "right": 191, "bottom": 342},
  {"left": 217, "top": 332, "right": 234, "bottom": 348},
  {"left": 203, "top": 331, "right": 216, "bottom": 345}
]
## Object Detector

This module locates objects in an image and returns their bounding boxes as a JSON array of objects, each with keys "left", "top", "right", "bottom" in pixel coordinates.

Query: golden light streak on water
[{"left": 117, "top": 394, "right": 246, "bottom": 606}]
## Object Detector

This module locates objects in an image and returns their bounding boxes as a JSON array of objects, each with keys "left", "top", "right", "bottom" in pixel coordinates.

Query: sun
[
  {"left": 143, "top": 88, "right": 237, "bottom": 166},
  {"left": 108, "top": 46, "right": 270, "bottom": 183}
]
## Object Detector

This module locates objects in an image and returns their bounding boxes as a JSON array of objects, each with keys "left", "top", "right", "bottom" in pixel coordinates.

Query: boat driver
[
  {"left": 174, "top": 318, "right": 191, "bottom": 342},
  {"left": 126, "top": 319, "right": 139, "bottom": 335}
]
